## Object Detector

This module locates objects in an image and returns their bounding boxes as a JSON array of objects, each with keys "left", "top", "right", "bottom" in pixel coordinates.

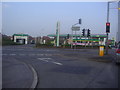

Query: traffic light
[
  {"left": 79, "top": 19, "right": 81, "bottom": 24},
  {"left": 82, "top": 29, "right": 85, "bottom": 36},
  {"left": 87, "top": 29, "right": 91, "bottom": 37},
  {"left": 67, "top": 34, "right": 69, "bottom": 39},
  {"left": 106, "top": 22, "right": 110, "bottom": 33}
]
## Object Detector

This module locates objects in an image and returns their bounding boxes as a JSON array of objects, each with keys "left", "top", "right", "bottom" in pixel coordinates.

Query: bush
[{"left": 2, "top": 37, "right": 22, "bottom": 46}]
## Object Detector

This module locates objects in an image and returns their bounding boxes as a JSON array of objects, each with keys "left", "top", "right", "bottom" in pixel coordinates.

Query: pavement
[{"left": 2, "top": 44, "right": 119, "bottom": 88}]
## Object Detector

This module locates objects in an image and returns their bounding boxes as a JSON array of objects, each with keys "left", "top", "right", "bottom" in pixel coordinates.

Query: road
[{"left": 2, "top": 45, "right": 119, "bottom": 88}]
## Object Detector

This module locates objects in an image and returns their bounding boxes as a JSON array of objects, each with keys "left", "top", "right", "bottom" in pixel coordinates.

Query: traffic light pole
[
  {"left": 105, "top": 33, "right": 109, "bottom": 55},
  {"left": 105, "top": 2, "right": 110, "bottom": 55},
  {"left": 107, "top": 2, "right": 110, "bottom": 23}
]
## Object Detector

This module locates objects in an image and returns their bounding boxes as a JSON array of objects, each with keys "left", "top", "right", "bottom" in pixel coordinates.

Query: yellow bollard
[{"left": 99, "top": 46, "right": 104, "bottom": 56}]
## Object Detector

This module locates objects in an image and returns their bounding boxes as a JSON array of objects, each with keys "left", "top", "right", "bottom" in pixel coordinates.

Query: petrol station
[
  {"left": 13, "top": 34, "right": 29, "bottom": 44},
  {"left": 47, "top": 34, "right": 110, "bottom": 46}
]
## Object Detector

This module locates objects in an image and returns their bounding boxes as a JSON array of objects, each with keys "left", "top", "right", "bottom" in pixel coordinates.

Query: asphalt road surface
[{"left": 2, "top": 44, "right": 119, "bottom": 88}]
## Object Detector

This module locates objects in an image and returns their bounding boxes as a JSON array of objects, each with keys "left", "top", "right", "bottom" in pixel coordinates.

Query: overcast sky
[{"left": 2, "top": 2, "right": 118, "bottom": 39}]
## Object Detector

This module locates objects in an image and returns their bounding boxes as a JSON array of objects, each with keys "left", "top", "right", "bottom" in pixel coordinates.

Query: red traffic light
[
  {"left": 106, "top": 22, "right": 110, "bottom": 26},
  {"left": 106, "top": 22, "right": 110, "bottom": 33}
]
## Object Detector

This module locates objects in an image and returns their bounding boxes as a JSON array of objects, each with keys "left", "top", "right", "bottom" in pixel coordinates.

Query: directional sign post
[
  {"left": 71, "top": 19, "right": 81, "bottom": 49},
  {"left": 71, "top": 26, "right": 80, "bottom": 49},
  {"left": 71, "top": 26, "right": 80, "bottom": 31}
]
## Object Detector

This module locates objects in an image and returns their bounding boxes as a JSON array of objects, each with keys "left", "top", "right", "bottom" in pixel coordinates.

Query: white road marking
[
  {"left": 44, "top": 54, "right": 52, "bottom": 56},
  {"left": 37, "top": 58, "right": 63, "bottom": 65},
  {"left": 2, "top": 53, "right": 57, "bottom": 56},
  {"left": 47, "top": 50, "right": 56, "bottom": 51},
  {"left": 52, "top": 61, "right": 63, "bottom": 65},
  {"left": 38, "top": 58, "right": 51, "bottom": 60},
  {"left": 27, "top": 64, "right": 38, "bottom": 88},
  {"left": 19, "top": 54, "right": 26, "bottom": 56},
  {"left": 2, "top": 53, "right": 60, "bottom": 56},
  {"left": 3, "top": 49, "right": 24, "bottom": 50},
  {"left": 36, "top": 54, "right": 44, "bottom": 56},
  {"left": 38, "top": 58, "right": 51, "bottom": 62}
]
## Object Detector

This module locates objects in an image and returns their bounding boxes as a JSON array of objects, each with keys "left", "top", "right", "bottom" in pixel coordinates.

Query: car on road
[{"left": 115, "top": 44, "right": 120, "bottom": 64}]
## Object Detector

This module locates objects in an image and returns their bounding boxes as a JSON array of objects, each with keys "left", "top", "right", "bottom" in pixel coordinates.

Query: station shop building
[{"left": 47, "top": 34, "right": 114, "bottom": 46}]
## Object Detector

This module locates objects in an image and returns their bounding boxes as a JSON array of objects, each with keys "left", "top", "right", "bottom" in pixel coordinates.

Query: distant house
[
  {"left": 29, "top": 36, "right": 35, "bottom": 44},
  {"left": 35, "top": 36, "right": 51, "bottom": 44}
]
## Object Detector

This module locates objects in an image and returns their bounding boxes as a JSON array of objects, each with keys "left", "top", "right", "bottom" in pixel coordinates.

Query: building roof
[{"left": 13, "top": 34, "right": 29, "bottom": 36}]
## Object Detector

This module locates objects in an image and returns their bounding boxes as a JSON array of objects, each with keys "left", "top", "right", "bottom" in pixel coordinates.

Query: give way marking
[{"left": 37, "top": 58, "right": 63, "bottom": 65}]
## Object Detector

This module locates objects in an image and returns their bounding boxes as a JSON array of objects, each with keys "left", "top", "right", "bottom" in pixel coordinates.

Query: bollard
[{"left": 99, "top": 46, "right": 104, "bottom": 56}]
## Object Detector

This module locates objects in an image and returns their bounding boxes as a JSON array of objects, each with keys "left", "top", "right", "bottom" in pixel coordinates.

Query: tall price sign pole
[{"left": 56, "top": 21, "right": 60, "bottom": 47}]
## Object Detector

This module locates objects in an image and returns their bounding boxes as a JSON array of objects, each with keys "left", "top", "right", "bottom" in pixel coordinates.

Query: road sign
[{"left": 71, "top": 26, "right": 80, "bottom": 31}]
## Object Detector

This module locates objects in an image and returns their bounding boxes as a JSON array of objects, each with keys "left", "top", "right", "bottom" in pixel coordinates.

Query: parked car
[{"left": 115, "top": 44, "right": 120, "bottom": 64}]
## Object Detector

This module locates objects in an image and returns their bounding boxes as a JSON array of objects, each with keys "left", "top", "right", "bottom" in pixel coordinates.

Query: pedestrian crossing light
[{"left": 106, "top": 22, "right": 110, "bottom": 33}]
